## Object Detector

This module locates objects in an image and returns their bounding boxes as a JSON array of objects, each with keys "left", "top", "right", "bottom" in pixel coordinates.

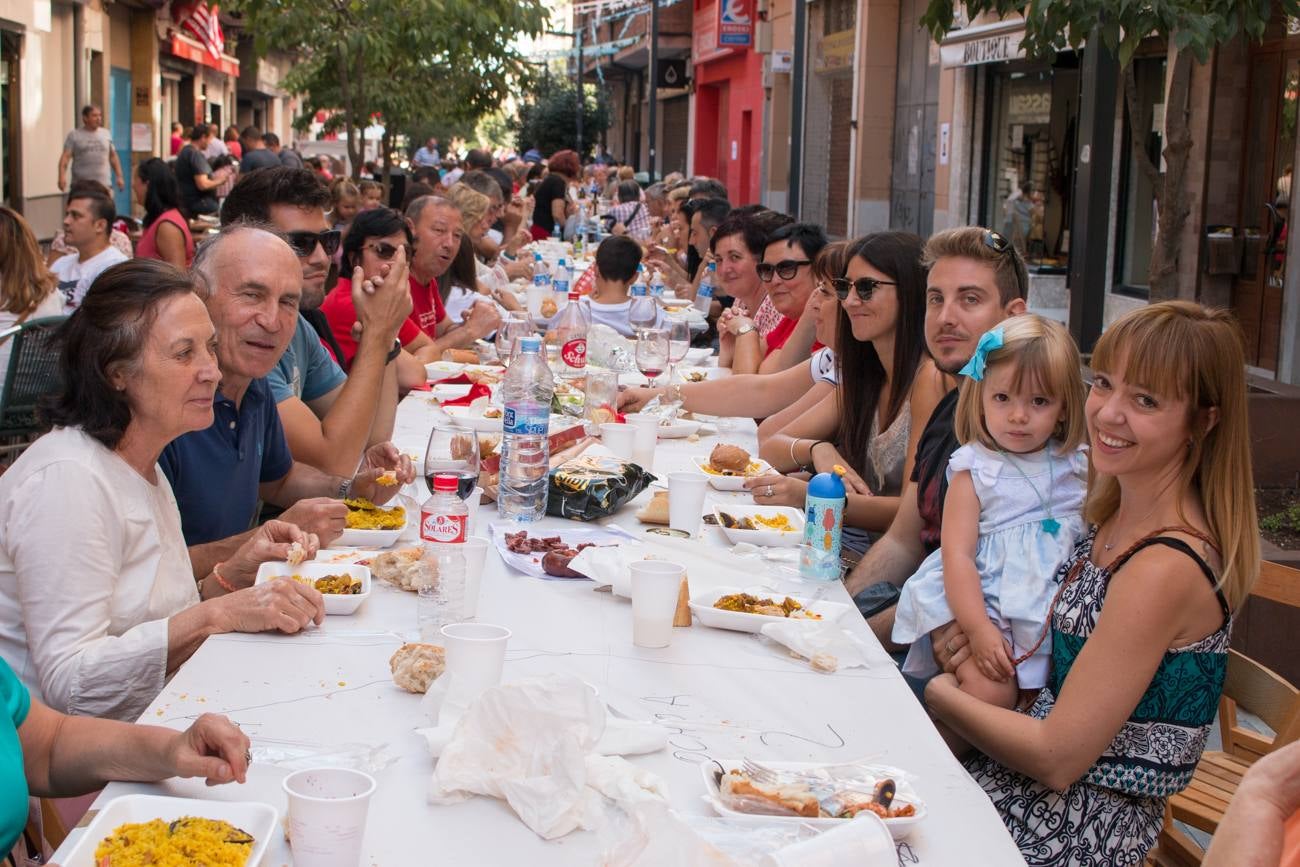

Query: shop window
[
  {"left": 0, "top": 31, "right": 18, "bottom": 208},
  {"left": 1112, "top": 56, "right": 1166, "bottom": 297}
]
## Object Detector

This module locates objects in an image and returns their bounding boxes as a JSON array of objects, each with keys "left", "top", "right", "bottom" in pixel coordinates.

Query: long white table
[{"left": 54, "top": 390, "right": 1024, "bottom": 865}]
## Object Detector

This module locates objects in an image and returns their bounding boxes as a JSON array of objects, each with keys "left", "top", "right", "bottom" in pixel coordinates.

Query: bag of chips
[{"left": 547, "top": 455, "right": 656, "bottom": 521}]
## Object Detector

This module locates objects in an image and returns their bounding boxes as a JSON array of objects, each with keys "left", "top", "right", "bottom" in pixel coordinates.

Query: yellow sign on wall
[{"left": 815, "top": 29, "right": 855, "bottom": 74}]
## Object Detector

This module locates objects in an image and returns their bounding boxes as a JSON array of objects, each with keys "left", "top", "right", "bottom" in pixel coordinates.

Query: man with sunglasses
[
  {"left": 219, "top": 168, "right": 411, "bottom": 479},
  {"left": 843, "top": 227, "right": 1028, "bottom": 661},
  {"left": 754, "top": 222, "right": 828, "bottom": 374}
]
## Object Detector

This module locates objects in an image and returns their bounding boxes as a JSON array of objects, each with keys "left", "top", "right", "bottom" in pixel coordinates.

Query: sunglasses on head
[
  {"left": 364, "top": 241, "right": 409, "bottom": 261},
  {"left": 756, "top": 258, "right": 812, "bottom": 282},
  {"left": 828, "top": 276, "right": 896, "bottom": 302},
  {"left": 285, "top": 229, "right": 342, "bottom": 258},
  {"left": 982, "top": 229, "right": 1028, "bottom": 299}
]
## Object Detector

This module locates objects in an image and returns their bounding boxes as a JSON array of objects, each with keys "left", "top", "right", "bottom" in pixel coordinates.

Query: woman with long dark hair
[
  {"left": 755, "top": 231, "right": 952, "bottom": 539},
  {"left": 133, "top": 157, "right": 194, "bottom": 268}
]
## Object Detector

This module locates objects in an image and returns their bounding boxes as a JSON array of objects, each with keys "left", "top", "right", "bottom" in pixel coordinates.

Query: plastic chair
[{"left": 0, "top": 316, "right": 66, "bottom": 441}]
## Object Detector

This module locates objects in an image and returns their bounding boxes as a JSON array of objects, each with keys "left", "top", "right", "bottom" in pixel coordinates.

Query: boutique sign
[{"left": 939, "top": 19, "right": 1028, "bottom": 68}]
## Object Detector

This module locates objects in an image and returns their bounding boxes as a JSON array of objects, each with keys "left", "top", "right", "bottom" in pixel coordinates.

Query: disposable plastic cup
[
  {"left": 667, "top": 472, "right": 709, "bottom": 536},
  {"left": 599, "top": 422, "right": 637, "bottom": 461},
  {"left": 440, "top": 622, "right": 511, "bottom": 706},
  {"left": 461, "top": 536, "right": 491, "bottom": 618},
  {"left": 763, "top": 811, "right": 893, "bottom": 866},
  {"left": 624, "top": 413, "right": 660, "bottom": 471},
  {"left": 282, "top": 767, "right": 377, "bottom": 867},
  {"left": 465, "top": 486, "right": 484, "bottom": 534},
  {"left": 630, "top": 560, "right": 684, "bottom": 648}
]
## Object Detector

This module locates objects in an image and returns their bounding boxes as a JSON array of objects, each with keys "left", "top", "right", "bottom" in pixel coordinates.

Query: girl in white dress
[{"left": 894, "top": 315, "right": 1087, "bottom": 737}]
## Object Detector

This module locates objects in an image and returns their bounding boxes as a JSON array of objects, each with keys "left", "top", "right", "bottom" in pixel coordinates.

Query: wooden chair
[{"left": 1149, "top": 560, "right": 1300, "bottom": 865}]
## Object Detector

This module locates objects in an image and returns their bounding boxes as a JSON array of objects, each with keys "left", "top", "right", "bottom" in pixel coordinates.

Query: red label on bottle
[
  {"left": 561, "top": 338, "right": 587, "bottom": 368},
  {"left": 420, "top": 512, "right": 467, "bottom": 544}
]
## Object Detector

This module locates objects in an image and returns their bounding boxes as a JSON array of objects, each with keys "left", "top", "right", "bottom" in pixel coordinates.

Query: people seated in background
[
  {"left": 712, "top": 212, "right": 792, "bottom": 374},
  {"left": 531, "top": 150, "right": 579, "bottom": 240},
  {"left": 238, "top": 126, "right": 281, "bottom": 173},
  {"left": 219, "top": 167, "right": 411, "bottom": 479},
  {"left": 842, "top": 227, "right": 1029, "bottom": 641},
  {"left": 581, "top": 236, "right": 664, "bottom": 337},
  {"left": 133, "top": 157, "right": 195, "bottom": 269},
  {"left": 460, "top": 171, "right": 532, "bottom": 277},
  {"left": 757, "top": 232, "right": 948, "bottom": 549},
  {"left": 162, "top": 226, "right": 413, "bottom": 580},
  {"left": 0, "top": 207, "right": 66, "bottom": 373},
  {"left": 175, "top": 124, "right": 232, "bottom": 217},
  {"left": 645, "top": 197, "right": 729, "bottom": 298},
  {"left": 441, "top": 184, "right": 525, "bottom": 321},
  {"left": 0, "top": 661, "right": 253, "bottom": 856},
  {"left": 754, "top": 222, "right": 830, "bottom": 373},
  {"left": 50, "top": 190, "right": 127, "bottom": 313},
  {"left": 329, "top": 178, "right": 361, "bottom": 232},
  {"left": 0, "top": 260, "right": 327, "bottom": 720},
  {"left": 358, "top": 179, "right": 385, "bottom": 210},
  {"left": 45, "top": 179, "right": 134, "bottom": 267},
  {"left": 608, "top": 180, "right": 652, "bottom": 242}
]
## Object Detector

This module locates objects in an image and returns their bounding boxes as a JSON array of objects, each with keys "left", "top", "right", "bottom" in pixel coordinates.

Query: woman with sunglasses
[
  {"left": 754, "top": 232, "right": 952, "bottom": 546},
  {"left": 753, "top": 222, "right": 829, "bottom": 375},
  {"left": 617, "top": 242, "right": 852, "bottom": 443}
]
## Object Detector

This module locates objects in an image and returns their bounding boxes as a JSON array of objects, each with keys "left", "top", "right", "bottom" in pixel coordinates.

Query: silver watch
[
  {"left": 337, "top": 477, "right": 353, "bottom": 500},
  {"left": 735, "top": 322, "right": 755, "bottom": 336}
]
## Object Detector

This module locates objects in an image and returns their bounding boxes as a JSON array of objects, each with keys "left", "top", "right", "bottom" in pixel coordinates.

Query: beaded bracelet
[{"left": 211, "top": 561, "right": 239, "bottom": 595}]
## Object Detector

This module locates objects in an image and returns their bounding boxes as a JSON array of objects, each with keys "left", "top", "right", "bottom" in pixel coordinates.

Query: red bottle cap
[
  {"left": 569, "top": 291, "right": 580, "bottom": 300},
  {"left": 433, "top": 474, "right": 459, "bottom": 492}
]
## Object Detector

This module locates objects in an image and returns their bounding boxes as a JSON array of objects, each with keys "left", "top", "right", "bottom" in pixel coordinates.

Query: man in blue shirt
[
  {"left": 413, "top": 137, "right": 440, "bottom": 168},
  {"left": 219, "top": 167, "right": 412, "bottom": 478},
  {"left": 163, "top": 226, "right": 413, "bottom": 579}
]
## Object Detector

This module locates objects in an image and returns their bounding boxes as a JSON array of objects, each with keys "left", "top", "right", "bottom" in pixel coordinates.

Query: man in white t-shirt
[
  {"left": 578, "top": 235, "right": 663, "bottom": 337},
  {"left": 50, "top": 192, "right": 128, "bottom": 312}
]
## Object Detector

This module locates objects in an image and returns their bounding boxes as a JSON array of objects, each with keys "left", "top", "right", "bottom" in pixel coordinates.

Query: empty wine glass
[
  {"left": 495, "top": 313, "right": 531, "bottom": 366},
  {"left": 666, "top": 317, "right": 691, "bottom": 383},
  {"left": 628, "top": 293, "right": 658, "bottom": 336},
  {"left": 424, "top": 422, "right": 480, "bottom": 501},
  {"left": 636, "top": 328, "right": 670, "bottom": 389}
]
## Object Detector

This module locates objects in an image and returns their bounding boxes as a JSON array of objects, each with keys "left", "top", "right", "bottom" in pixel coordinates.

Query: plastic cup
[
  {"left": 282, "top": 767, "right": 376, "bottom": 867},
  {"left": 585, "top": 369, "right": 619, "bottom": 424},
  {"left": 465, "top": 486, "right": 484, "bottom": 534},
  {"left": 763, "top": 811, "right": 893, "bottom": 866},
  {"left": 624, "top": 413, "right": 660, "bottom": 471},
  {"left": 440, "top": 622, "right": 511, "bottom": 706},
  {"left": 630, "top": 560, "right": 684, "bottom": 648},
  {"left": 599, "top": 422, "right": 637, "bottom": 461},
  {"left": 461, "top": 536, "right": 491, "bottom": 619},
  {"left": 667, "top": 472, "right": 709, "bottom": 536}
]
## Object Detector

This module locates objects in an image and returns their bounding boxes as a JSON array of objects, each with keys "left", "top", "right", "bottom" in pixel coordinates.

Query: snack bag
[{"left": 547, "top": 455, "right": 655, "bottom": 521}]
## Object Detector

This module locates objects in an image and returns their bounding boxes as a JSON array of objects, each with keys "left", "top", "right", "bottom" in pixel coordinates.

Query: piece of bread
[
  {"left": 442, "top": 349, "right": 479, "bottom": 364},
  {"left": 709, "top": 443, "right": 751, "bottom": 474},
  {"left": 371, "top": 548, "right": 432, "bottom": 592},
  {"left": 389, "top": 643, "right": 446, "bottom": 693},
  {"left": 636, "top": 490, "right": 670, "bottom": 525}
]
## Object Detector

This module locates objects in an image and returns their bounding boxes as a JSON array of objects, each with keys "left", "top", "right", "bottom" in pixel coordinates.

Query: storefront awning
[
  {"left": 939, "top": 19, "right": 1026, "bottom": 68},
  {"left": 168, "top": 33, "right": 239, "bottom": 77}
]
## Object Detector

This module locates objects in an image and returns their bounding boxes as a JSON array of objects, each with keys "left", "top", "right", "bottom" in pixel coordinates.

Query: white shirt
[
  {"left": 50, "top": 246, "right": 128, "bottom": 312},
  {"left": 0, "top": 427, "right": 199, "bottom": 720},
  {"left": 810, "top": 346, "right": 838, "bottom": 385},
  {"left": 584, "top": 297, "right": 665, "bottom": 337},
  {"left": 0, "top": 289, "right": 65, "bottom": 374}
]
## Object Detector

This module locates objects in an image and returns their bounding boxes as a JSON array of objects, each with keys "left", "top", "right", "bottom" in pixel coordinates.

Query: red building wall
[{"left": 692, "top": 0, "right": 765, "bottom": 205}]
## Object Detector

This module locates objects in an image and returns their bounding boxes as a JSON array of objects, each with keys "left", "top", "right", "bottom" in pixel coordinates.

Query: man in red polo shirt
[{"left": 402, "top": 194, "right": 501, "bottom": 361}]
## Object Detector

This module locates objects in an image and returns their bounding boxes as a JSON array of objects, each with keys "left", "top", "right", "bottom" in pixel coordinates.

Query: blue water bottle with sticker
[{"left": 800, "top": 466, "right": 847, "bottom": 580}]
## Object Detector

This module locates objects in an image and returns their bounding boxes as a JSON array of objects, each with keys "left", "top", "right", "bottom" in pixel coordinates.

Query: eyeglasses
[
  {"left": 756, "top": 259, "right": 813, "bottom": 282},
  {"left": 285, "top": 229, "right": 342, "bottom": 258},
  {"left": 828, "top": 276, "right": 896, "bottom": 302},
  {"left": 982, "top": 229, "right": 1027, "bottom": 299},
  {"left": 363, "top": 241, "right": 409, "bottom": 261}
]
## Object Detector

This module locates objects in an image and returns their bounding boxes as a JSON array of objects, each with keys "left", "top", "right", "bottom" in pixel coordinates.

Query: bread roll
[
  {"left": 442, "top": 349, "right": 480, "bottom": 364},
  {"left": 636, "top": 490, "right": 670, "bottom": 525},
  {"left": 389, "top": 643, "right": 446, "bottom": 693},
  {"left": 709, "top": 443, "right": 751, "bottom": 474}
]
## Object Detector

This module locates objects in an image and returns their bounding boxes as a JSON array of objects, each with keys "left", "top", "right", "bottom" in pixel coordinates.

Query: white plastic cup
[
  {"left": 763, "top": 811, "right": 893, "bottom": 866},
  {"left": 599, "top": 422, "right": 637, "bottom": 461},
  {"left": 465, "top": 486, "right": 484, "bottom": 534},
  {"left": 461, "top": 536, "right": 491, "bottom": 619},
  {"left": 666, "top": 472, "right": 709, "bottom": 536},
  {"left": 440, "top": 622, "right": 511, "bottom": 706},
  {"left": 630, "top": 560, "right": 684, "bottom": 648},
  {"left": 282, "top": 767, "right": 377, "bottom": 867},
  {"left": 624, "top": 413, "right": 660, "bottom": 471}
]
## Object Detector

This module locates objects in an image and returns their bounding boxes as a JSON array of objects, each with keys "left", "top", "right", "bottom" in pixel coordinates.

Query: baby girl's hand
[{"left": 970, "top": 624, "right": 1016, "bottom": 682}]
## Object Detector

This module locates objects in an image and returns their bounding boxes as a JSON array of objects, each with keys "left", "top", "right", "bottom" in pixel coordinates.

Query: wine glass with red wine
[
  {"left": 635, "top": 327, "right": 670, "bottom": 389},
  {"left": 423, "top": 422, "right": 480, "bottom": 500}
]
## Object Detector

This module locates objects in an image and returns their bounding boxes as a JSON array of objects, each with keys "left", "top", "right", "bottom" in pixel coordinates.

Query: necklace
[
  {"left": 1100, "top": 499, "right": 1165, "bottom": 551},
  {"left": 1000, "top": 447, "right": 1059, "bottom": 535}
]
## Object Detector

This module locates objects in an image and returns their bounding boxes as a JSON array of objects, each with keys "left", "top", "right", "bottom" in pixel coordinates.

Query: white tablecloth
[{"left": 53, "top": 391, "right": 1024, "bottom": 866}]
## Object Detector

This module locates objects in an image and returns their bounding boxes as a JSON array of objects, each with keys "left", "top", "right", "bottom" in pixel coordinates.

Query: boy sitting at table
[{"left": 581, "top": 235, "right": 664, "bottom": 337}]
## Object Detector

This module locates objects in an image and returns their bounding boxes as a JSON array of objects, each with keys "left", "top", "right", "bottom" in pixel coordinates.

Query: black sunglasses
[
  {"left": 364, "top": 241, "right": 409, "bottom": 261},
  {"left": 756, "top": 259, "right": 812, "bottom": 281},
  {"left": 982, "top": 229, "right": 1028, "bottom": 299},
  {"left": 285, "top": 229, "right": 342, "bottom": 258},
  {"left": 828, "top": 276, "right": 896, "bottom": 302}
]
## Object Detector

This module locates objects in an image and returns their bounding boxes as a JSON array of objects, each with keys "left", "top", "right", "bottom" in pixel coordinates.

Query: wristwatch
[
  {"left": 337, "top": 477, "right": 353, "bottom": 500},
  {"left": 385, "top": 338, "right": 402, "bottom": 364},
  {"left": 734, "top": 322, "right": 755, "bottom": 337}
]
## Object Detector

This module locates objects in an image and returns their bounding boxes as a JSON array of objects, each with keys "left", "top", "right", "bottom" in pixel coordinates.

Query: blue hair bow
[{"left": 958, "top": 327, "right": 1005, "bottom": 381}]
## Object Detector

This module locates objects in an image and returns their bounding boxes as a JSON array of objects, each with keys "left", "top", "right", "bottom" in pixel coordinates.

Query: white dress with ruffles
[{"left": 892, "top": 441, "right": 1088, "bottom": 687}]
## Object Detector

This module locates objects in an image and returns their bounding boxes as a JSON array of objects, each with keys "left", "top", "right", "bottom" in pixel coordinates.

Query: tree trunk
[
  {"left": 1147, "top": 42, "right": 1195, "bottom": 301},
  {"left": 335, "top": 41, "right": 361, "bottom": 181},
  {"left": 381, "top": 128, "right": 394, "bottom": 200}
]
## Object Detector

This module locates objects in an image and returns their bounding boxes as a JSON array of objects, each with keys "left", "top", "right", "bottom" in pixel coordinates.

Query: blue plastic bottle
[{"left": 800, "top": 466, "right": 847, "bottom": 580}]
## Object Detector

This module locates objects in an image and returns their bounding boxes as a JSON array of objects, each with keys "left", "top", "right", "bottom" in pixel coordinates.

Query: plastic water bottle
[
  {"left": 800, "top": 466, "right": 847, "bottom": 580},
  {"left": 553, "top": 258, "right": 571, "bottom": 298},
  {"left": 574, "top": 204, "right": 588, "bottom": 257},
  {"left": 552, "top": 222, "right": 562, "bottom": 242},
  {"left": 532, "top": 252, "right": 551, "bottom": 288},
  {"left": 649, "top": 269, "right": 666, "bottom": 298},
  {"left": 554, "top": 291, "right": 588, "bottom": 382},
  {"left": 417, "top": 474, "right": 469, "bottom": 636},
  {"left": 499, "top": 336, "right": 555, "bottom": 522},
  {"left": 693, "top": 262, "right": 717, "bottom": 315},
  {"left": 629, "top": 276, "right": 657, "bottom": 334}
]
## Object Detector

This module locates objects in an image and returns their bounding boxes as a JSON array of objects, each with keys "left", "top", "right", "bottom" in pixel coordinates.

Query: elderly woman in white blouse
[{"left": 0, "top": 259, "right": 325, "bottom": 722}]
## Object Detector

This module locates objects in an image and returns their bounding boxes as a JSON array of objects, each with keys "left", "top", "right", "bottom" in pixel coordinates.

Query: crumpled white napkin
[
  {"left": 759, "top": 620, "right": 874, "bottom": 671},
  {"left": 571, "top": 544, "right": 634, "bottom": 597},
  {"left": 423, "top": 676, "right": 668, "bottom": 839}
]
